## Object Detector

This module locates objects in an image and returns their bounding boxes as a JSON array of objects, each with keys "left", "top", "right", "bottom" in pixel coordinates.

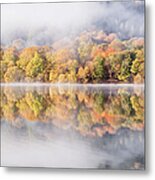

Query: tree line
[{"left": 0, "top": 30, "right": 144, "bottom": 83}]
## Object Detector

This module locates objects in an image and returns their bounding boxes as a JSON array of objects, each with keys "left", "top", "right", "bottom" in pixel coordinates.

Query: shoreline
[{"left": 0, "top": 82, "right": 145, "bottom": 88}]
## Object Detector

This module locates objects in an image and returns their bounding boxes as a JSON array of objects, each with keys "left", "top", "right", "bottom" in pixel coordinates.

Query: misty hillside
[{"left": 0, "top": 1, "right": 144, "bottom": 84}]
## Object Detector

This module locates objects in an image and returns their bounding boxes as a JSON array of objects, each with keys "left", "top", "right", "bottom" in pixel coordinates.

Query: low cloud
[{"left": 1, "top": 1, "right": 144, "bottom": 46}]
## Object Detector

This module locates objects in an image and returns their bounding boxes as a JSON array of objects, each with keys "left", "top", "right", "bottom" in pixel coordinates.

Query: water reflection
[{"left": 1, "top": 85, "right": 144, "bottom": 169}]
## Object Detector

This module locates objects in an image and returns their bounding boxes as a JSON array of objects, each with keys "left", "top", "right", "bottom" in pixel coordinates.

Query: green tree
[
  {"left": 92, "top": 56, "right": 105, "bottom": 81},
  {"left": 26, "top": 52, "right": 44, "bottom": 78},
  {"left": 118, "top": 52, "right": 133, "bottom": 81},
  {"left": 109, "top": 53, "right": 122, "bottom": 79}
]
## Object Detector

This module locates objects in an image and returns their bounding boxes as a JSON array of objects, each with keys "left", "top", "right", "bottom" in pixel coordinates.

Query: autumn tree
[
  {"left": 131, "top": 49, "right": 144, "bottom": 83},
  {"left": 4, "top": 66, "right": 24, "bottom": 82},
  {"left": 0, "top": 61, "right": 8, "bottom": 82},
  {"left": 17, "top": 47, "right": 38, "bottom": 70},
  {"left": 2, "top": 47, "right": 18, "bottom": 65},
  {"left": 77, "top": 66, "right": 91, "bottom": 83}
]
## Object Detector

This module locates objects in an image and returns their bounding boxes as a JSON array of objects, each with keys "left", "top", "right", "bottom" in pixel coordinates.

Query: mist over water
[
  {"left": 1, "top": 1, "right": 144, "bottom": 46},
  {"left": 1, "top": 122, "right": 144, "bottom": 169}
]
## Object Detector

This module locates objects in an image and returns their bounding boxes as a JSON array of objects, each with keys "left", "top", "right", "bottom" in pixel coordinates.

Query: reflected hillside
[{"left": 1, "top": 85, "right": 144, "bottom": 137}]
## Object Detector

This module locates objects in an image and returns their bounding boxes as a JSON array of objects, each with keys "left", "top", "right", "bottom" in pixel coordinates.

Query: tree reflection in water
[{"left": 1, "top": 85, "right": 144, "bottom": 169}]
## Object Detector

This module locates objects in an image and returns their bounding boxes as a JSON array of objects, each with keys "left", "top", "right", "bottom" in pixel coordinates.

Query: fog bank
[{"left": 1, "top": 1, "right": 144, "bottom": 46}]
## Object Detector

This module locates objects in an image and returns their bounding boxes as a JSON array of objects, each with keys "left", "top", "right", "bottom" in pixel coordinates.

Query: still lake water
[{"left": 1, "top": 84, "right": 145, "bottom": 169}]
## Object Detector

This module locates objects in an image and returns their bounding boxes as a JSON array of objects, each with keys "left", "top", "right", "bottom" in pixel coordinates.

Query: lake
[{"left": 1, "top": 84, "right": 145, "bottom": 169}]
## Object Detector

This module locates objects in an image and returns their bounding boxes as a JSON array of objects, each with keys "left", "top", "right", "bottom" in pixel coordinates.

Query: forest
[{"left": 0, "top": 30, "right": 144, "bottom": 83}]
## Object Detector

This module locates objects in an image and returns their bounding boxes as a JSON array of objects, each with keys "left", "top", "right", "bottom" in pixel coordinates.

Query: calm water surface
[{"left": 1, "top": 84, "right": 145, "bottom": 169}]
